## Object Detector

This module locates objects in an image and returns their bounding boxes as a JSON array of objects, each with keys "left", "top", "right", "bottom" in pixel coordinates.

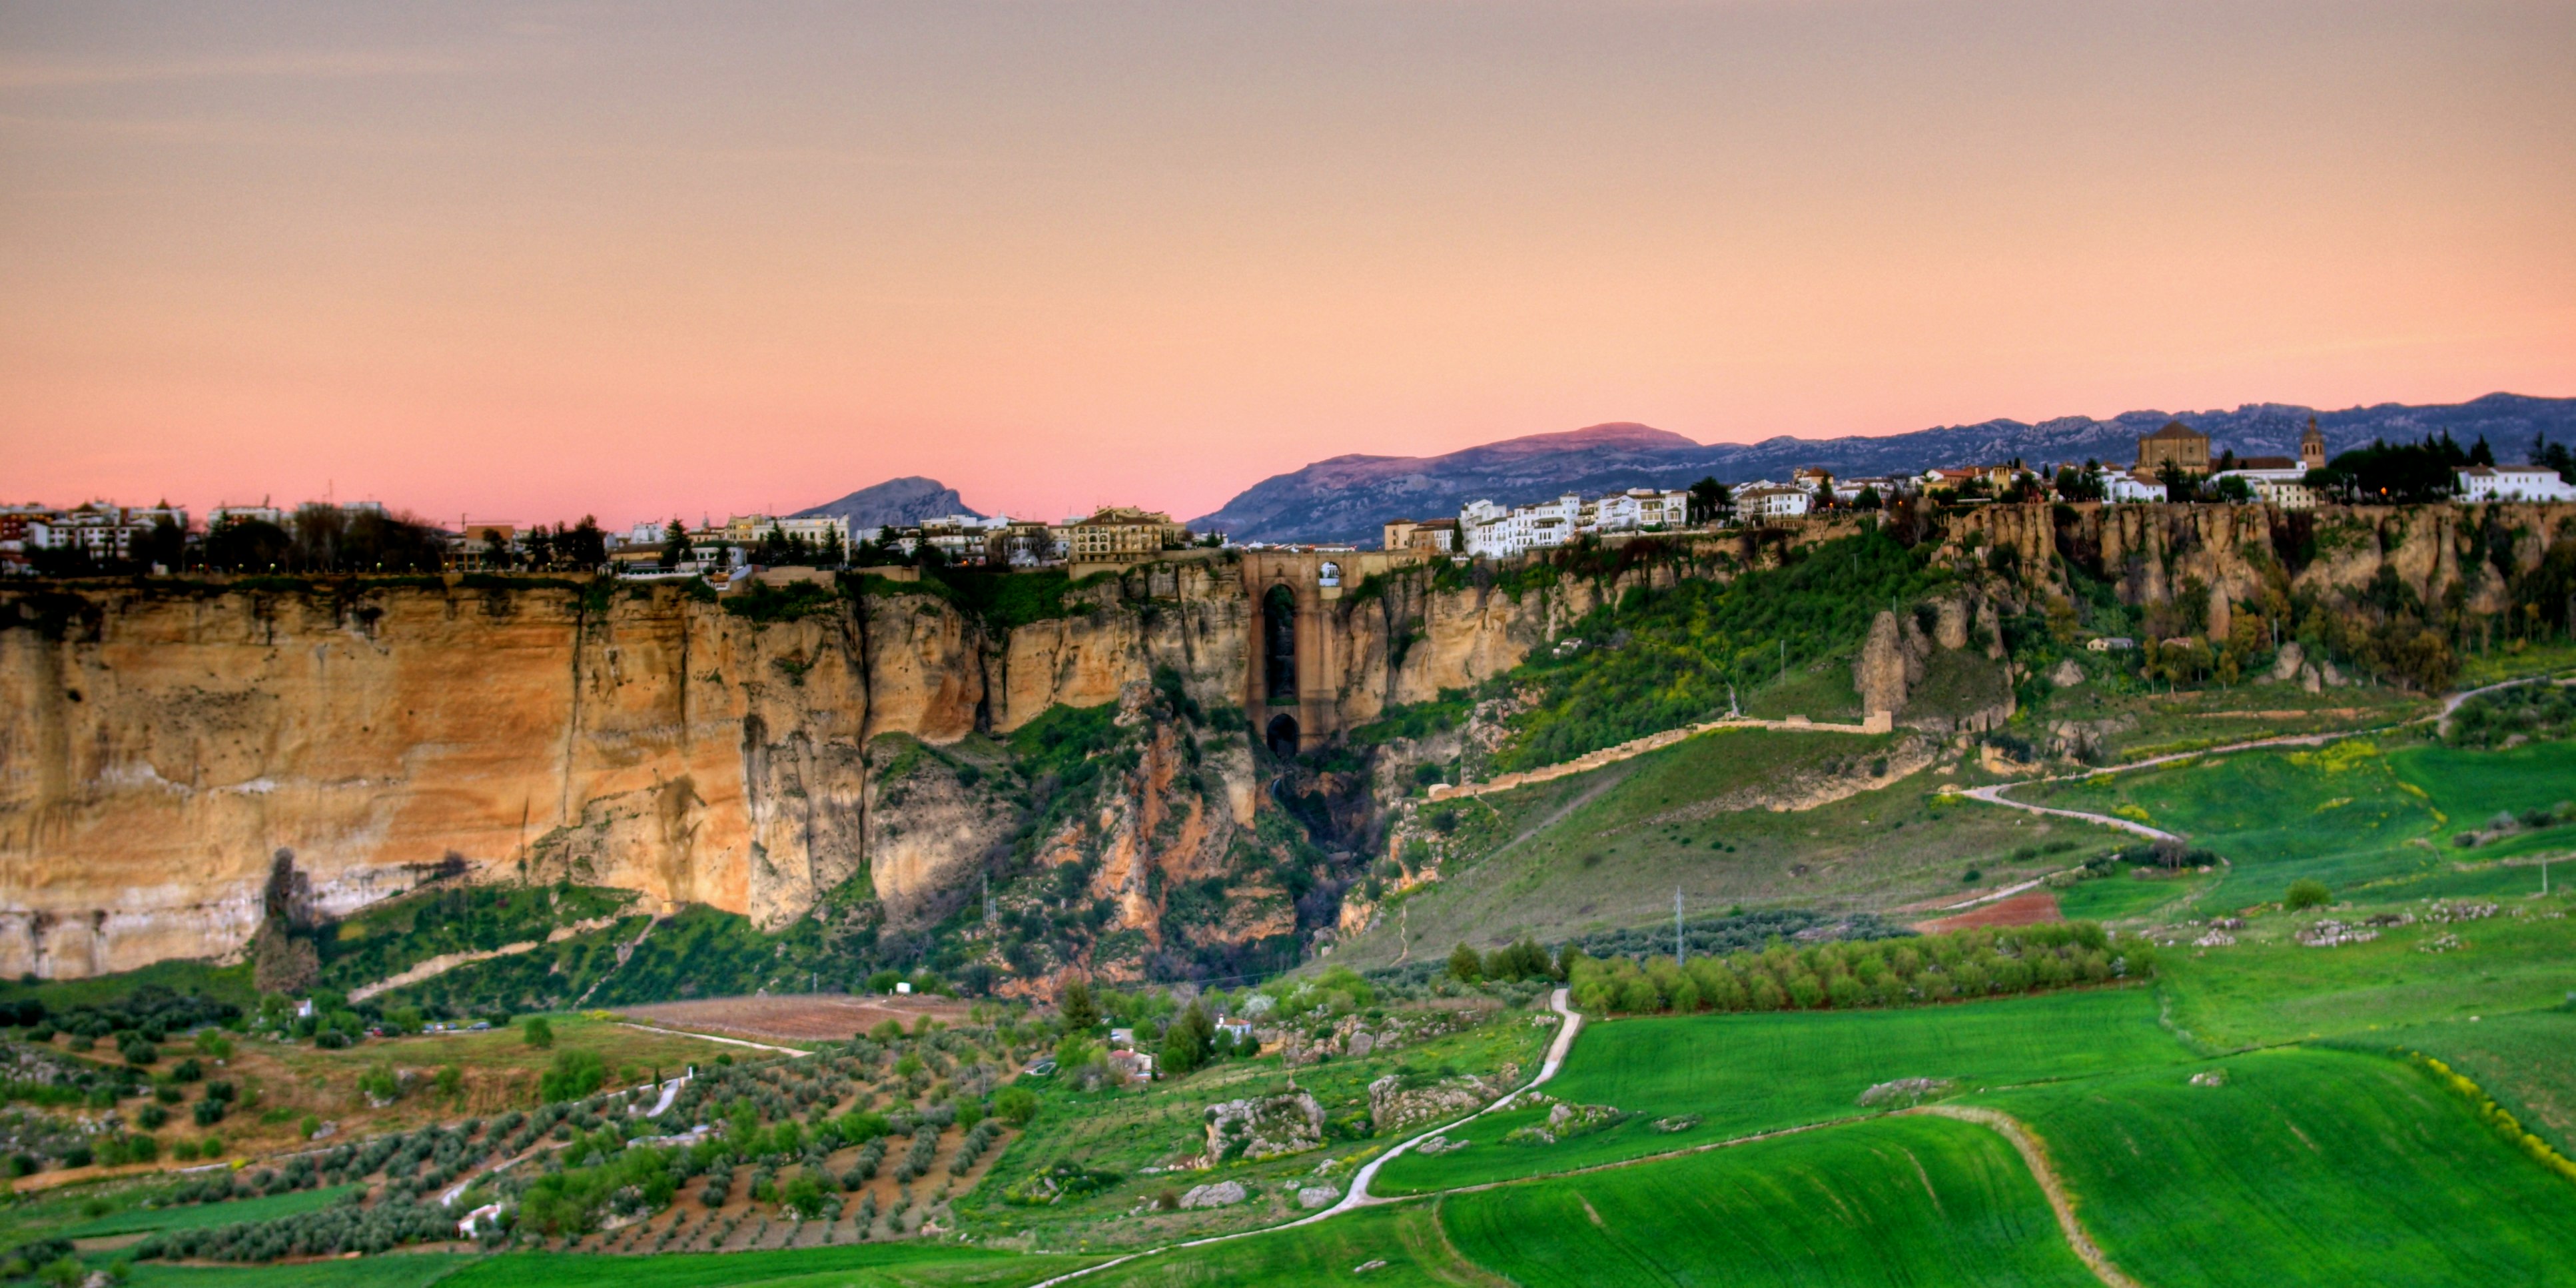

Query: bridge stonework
[{"left": 1236, "top": 549, "right": 1427, "bottom": 755}]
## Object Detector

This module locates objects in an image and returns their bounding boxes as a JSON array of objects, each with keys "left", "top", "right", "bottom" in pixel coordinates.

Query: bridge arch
[
  {"left": 1263, "top": 583, "right": 1298, "bottom": 704},
  {"left": 1266, "top": 714, "right": 1302, "bottom": 760}
]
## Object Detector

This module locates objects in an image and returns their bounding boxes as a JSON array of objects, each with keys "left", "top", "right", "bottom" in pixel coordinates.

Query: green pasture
[
  {"left": 1372, "top": 986, "right": 2187, "bottom": 1193},
  {"left": 2347, "top": 1006, "right": 2576, "bottom": 1157},
  {"left": 2156, "top": 892, "right": 2576, "bottom": 1049},
  {"left": 1437, "top": 1113, "right": 2096, "bottom": 1288},
  {"left": 2024, "top": 735, "right": 2576, "bottom": 908},
  {"left": 439, "top": 1244, "right": 1092, "bottom": 1288},
  {"left": 127, "top": 1258, "right": 476, "bottom": 1288},
  {"left": 123, "top": 1245, "right": 1095, "bottom": 1288},
  {"left": 2051, "top": 869, "right": 2208, "bottom": 922},
  {"left": 1974, "top": 1045, "right": 2576, "bottom": 1287},
  {"left": 1076, "top": 1203, "right": 1494, "bottom": 1287},
  {"left": 63, "top": 1183, "right": 361, "bottom": 1237}
]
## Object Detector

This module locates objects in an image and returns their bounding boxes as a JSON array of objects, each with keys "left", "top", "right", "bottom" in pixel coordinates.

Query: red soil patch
[
  {"left": 620, "top": 993, "right": 972, "bottom": 1043},
  {"left": 1912, "top": 890, "right": 2063, "bottom": 934}
]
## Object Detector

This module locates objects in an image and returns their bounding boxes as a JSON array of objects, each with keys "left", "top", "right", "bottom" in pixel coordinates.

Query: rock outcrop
[{"left": 1204, "top": 1091, "right": 1325, "bottom": 1162}]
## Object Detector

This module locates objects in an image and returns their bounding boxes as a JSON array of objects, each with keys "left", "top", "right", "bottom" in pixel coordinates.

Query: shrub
[
  {"left": 521, "top": 1017, "right": 554, "bottom": 1049},
  {"left": 2284, "top": 878, "right": 2333, "bottom": 911}
]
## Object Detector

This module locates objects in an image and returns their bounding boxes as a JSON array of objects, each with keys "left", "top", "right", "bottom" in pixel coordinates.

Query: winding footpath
[
  {"left": 1025, "top": 989, "right": 1582, "bottom": 1287},
  {"left": 1960, "top": 672, "right": 2576, "bottom": 845}
]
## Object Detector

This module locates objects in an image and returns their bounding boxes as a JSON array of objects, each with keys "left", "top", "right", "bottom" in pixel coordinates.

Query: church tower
[{"left": 2299, "top": 416, "right": 2327, "bottom": 470}]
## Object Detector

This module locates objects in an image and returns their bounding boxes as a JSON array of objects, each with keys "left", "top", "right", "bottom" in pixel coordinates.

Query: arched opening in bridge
[
  {"left": 1266, "top": 714, "right": 1301, "bottom": 760},
  {"left": 1263, "top": 583, "right": 1298, "bottom": 703}
]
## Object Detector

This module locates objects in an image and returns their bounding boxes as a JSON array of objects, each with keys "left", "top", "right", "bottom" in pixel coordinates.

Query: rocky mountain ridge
[{"left": 1192, "top": 393, "right": 2576, "bottom": 544}]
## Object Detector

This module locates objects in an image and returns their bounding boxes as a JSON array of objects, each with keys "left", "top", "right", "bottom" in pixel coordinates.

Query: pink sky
[{"left": 4, "top": 1, "right": 2572, "bottom": 528}]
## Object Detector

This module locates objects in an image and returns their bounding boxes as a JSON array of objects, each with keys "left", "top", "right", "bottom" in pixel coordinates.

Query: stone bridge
[{"left": 1236, "top": 549, "right": 1424, "bottom": 756}]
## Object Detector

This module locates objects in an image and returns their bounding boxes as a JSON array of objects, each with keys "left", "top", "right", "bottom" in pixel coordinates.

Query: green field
[
  {"left": 2024, "top": 735, "right": 2576, "bottom": 909},
  {"left": 1372, "top": 986, "right": 2189, "bottom": 1193},
  {"left": 1438, "top": 1114, "right": 2096, "bottom": 1288},
  {"left": 123, "top": 1245, "right": 1099, "bottom": 1288},
  {"left": 1075, "top": 1203, "right": 1500, "bottom": 1287},
  {"left": 2351, "top": 1007, "right": 2576, "bottom": 1156},
  {"left": 1973, "top": 1045, "right": 2576, "bottom": 1287},
  {"left": 64, "top": 1183, "right": 362, "bottom": 1237},
  {"left": 2155, "top": 894, "right": 2576, "bottom": 1049}
]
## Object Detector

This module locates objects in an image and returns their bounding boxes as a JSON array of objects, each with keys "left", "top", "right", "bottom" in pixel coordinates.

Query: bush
[
  {"left": 539, "top": 1049, "right": 606, "bottom": 1103},
  {"left": 2284, "top": 879, "right": 2334, "bottom": 911},
  {"left": 521, "top": 1017, "right": 554, "bottom": 1049},
  {"left": 993, "top": 1085, "right": 1040, "bottom": 1125}
]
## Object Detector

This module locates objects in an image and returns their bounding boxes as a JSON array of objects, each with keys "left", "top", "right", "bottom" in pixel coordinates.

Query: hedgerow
[{"left": 1566, "top": 922, "right": 2150, "bottom": 1016}]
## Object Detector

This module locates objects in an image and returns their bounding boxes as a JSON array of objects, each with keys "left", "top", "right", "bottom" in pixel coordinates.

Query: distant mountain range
[
  {"left": 1190, "top": 393, "right": 2576, "bottom": 545},
  {"left": 794, "top": 476, "right": 979, "bottom": 531}
]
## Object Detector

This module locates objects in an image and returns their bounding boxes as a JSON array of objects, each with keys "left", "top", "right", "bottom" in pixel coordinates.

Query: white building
[
  {"left": 2456, "top": 465, "right": 2576, "bottom": 503},
  {"left": 209, "top": 503, "right": 288, "bottom": 529},
  {"left": 27, "top": 501, "right": 188, "bottom": 559},
  {"left": 2210, "top": 466, "right": 2321, "bottom": 510},
  {"left": 1734, "top": 484, "right": 1811, "bottom": 520},
  {"left": 2100, "top": 469, "right": 2166, "bottom": 503},
  {"left": 1458, "top": 487, "right": 1691, "bottom": 559}
]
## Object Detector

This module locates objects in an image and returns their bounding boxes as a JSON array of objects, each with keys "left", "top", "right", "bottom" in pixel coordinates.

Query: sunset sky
[{"left": 4, "top": 1, "right": 2572, "bottom": 528}]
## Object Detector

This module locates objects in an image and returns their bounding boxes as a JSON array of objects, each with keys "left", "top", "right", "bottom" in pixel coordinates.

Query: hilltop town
[{"left": 10, "top": 416, "right": 2571, "bottom": 582}]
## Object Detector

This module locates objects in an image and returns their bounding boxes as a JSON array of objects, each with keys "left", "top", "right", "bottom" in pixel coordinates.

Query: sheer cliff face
[
  {"left": 0, "top": 564, "right": 1324, "bottom": 981},
  {"left": 0, "top": 584, "right": 879, "bottom": 979}
]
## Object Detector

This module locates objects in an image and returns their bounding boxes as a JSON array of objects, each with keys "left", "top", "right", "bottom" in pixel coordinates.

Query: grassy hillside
[
  {"left": 2154, "top": 890, "right": 2576, "bottom": 1048},
  {"left": 1092, "top": 1115, "right": 2094, "bottom": 1288},
  {"left": 1074, "top": 1203, "right": 1497, "bottom": 1287},
  {"left": 2357, "top": 1007, "right": 2576, "bottom": 1156},
  {"left": 2022, "top": 734, "right": 2576, "bottom": 908},
  {"left": 1372, "top": 986, "right": 2186, "bottom": 1193},
  {"left": 1343, "top": 727, "right": 2123, "bottom": 966},
  {"left": 1436, "top": 1114, "right": 2096, "bottom": 1288},
  {"left": 1974, "top": 1046, "right": 2576, "bottom": 1287}
]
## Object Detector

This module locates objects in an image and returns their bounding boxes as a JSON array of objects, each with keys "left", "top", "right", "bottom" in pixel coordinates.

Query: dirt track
[
  {"left": 620, "top": 993, "right": 972, "bottom": 1043},
  {"left": 1914, "top": 890, "right": 2063, "bottom": 933},
  {"left": 1907, "top": 1104, "right": 2141, "bottom": 1288}
]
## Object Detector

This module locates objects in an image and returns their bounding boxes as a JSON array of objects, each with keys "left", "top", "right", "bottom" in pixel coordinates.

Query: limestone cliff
[{"left": 0, "top": 563, "right": 1298, "bottom": 981}]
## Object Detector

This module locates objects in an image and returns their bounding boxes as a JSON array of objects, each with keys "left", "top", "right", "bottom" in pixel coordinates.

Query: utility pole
[{"left": 1675, "top": 888, "right": 1685, "bottom": 966}]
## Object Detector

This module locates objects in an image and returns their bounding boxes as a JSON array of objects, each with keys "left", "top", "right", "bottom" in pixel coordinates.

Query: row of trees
[{"left": 1565, "top": 922, "right": 2145, "bottom": 1016}]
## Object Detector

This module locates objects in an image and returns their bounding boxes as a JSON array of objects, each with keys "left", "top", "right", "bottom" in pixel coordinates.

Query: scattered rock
[
  {"left": 1413, "top": 1134, "right": 1470, "bottom": 1155},
  {"left": 1368, "top": 1074, "right": 1495, "bottom": 1134},
  {"left": 2194, "top": 930, "right": 2236, "bottom": 948},
  {"left": 1650, "top": 1115, "right": 1701, "bottom": 1133},
  {"left": 2050, "top": 657, "right": 2086, "bottom": 688},
  {"left": 2295, "top": 920, "right": 2377, "bottom": 948},
  {"left": 1296, "top": 1185, "right": 1338, "bottom": 1209},
  {"left": 1354, "top": 1260, "right": 1388, "bottom": 1274},
  {"left": 1858, "top": 1077, "right": 1956, "bottom": 1108},
  {"left": 1179, "top": 1181, "right": 1247, "bottom": 1209},
  {"left": 1205, "top": 1093, "right": 1325, "bottom": 1162},
  {"left": 2419, "top": 932, "right": 2463, "bottom": 954},
  {"left": 2190, "top": 1069, "right": 2228, "bottom": 1087},
  {"left": 2268, "top": 641, "right": 2306, "bottom": 682}
]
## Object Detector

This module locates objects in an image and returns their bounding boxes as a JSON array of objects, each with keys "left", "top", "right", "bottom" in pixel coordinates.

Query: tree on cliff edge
[{"left": 249, "top": 850, "right": 318, "bottom": 996}]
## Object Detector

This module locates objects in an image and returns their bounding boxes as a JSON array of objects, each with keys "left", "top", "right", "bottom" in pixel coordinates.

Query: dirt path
[
  {"left": 617, "top": 1021, "right": 810, "bottom": 1057},
  {"left": 1904, "top": 1104, "right": 2140, "bottom": 1288},
  {"left": 346, "top": 916, "right": 622, "bottom": 1003}
]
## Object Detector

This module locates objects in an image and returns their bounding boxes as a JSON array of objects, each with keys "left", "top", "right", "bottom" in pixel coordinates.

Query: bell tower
[{"left": 2299, "top": 416, "right": 2327, "bottom": 470}]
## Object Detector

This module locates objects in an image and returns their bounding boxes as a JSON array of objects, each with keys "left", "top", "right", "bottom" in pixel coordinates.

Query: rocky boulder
[
  {"left": 1368, "top": 1073, "right": 1496, "bottom": 1134},
  {"left": 1179, "top": 1180, "right": 1247, "bottom": 1209},
  {"left": 1205, "top": 1091, "right": 1324, "bottom": 1162}
]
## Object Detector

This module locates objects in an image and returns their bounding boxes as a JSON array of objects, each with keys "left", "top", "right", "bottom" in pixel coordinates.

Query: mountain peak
[{"left": 795, "top": 476, "right": 979, "bottom": 529}]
